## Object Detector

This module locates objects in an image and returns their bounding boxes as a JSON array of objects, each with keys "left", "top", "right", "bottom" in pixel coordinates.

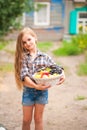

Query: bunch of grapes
[{"left": 49, "top": 65, "right": 63, "bottom": 75}]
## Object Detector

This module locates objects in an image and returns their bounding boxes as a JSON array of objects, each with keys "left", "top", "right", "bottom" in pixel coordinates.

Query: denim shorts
[{"left": 22, "top": 86, "right": 48, "bottom": 106}]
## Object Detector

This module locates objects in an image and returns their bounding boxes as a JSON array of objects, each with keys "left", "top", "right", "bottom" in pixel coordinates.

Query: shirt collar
[
  {"left": 37, "top": 49, "right": 43, "bottom": 56},
  {"left": 24, "top": 49, "right": 44, "bottom": 57}
]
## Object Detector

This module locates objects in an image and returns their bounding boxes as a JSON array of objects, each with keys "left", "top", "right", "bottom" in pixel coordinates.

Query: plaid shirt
[{"left": 20, "top": 50, "right": 57, "bottom": 81}]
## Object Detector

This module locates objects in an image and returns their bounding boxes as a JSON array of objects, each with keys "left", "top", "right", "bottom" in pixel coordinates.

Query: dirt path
[{"left": 0, "top": 42, "right": 87, "bottom": 130}]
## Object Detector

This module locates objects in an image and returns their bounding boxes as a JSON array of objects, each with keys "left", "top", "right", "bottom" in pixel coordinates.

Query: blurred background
[{"left": 0, "top": 0, "right": 87, "bottom": 130}]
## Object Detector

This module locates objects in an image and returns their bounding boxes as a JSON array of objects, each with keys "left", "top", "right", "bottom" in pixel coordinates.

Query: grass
[
  {"left": 0, "top": 62, "right": 14, "bottom": 73},
  {"left": 4, "top": 49, "right": 15, "bottom": 55},
  {"left": 77, "top": 52, "right": 87, "bottom": 76},
  {"left": 0, "top": 38, "right": 87, "bottom": 76},
  {"left": 75, "top": 95, "right": 87, "bottom": 101},
  {"left": 53, "top": 47, "right": 68, "bottom": 56},
  {"left": 37, "top": 41, "right": 53, "bottom": 52},
  {"left": 53, "top": 41, "right": 81, "bottom": 56},
  {"left": 77, "top": 62, "right": 87, "bottom": 75},
  {"left": 0, "top": 39, "right": 10, "bottom": 50},
  {"left": 0, "top": 39, "right": 15, "bottom": 55}
]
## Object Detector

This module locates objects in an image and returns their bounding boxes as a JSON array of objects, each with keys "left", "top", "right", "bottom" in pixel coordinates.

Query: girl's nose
[{"left": 26, "top": 41, "right": 30, "bottom": 45}]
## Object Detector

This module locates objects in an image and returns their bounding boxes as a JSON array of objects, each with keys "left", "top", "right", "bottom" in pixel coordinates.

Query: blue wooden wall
[{"left": 51, "top": 0, "right": 62, "bottom": 3}]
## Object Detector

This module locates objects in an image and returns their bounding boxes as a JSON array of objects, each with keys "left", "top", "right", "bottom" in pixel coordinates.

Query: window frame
[
  {"left": 77, "top": 12, "right": 87, "bottom": 33},
  {"left": 34, "top": 2, "right": 50, "bottom": 26}
]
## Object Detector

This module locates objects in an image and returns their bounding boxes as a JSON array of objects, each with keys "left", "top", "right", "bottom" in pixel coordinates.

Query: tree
[{"left": 0, "top": 0, "right": 34, "bottom": 35}]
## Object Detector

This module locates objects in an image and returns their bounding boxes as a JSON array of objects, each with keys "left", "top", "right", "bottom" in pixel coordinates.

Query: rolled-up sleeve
[{"left": 20, "top": 58, "right": 31, "bottom": 81}]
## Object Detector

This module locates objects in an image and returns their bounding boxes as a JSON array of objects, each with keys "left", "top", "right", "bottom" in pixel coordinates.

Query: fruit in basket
[
  {"left": 34, "top": 70, "right": 49, "bottom": 78},
  {"left": 49, "top": 65, "right": 63, "bottom": 74},
  {"left": 33, "top": 65, "right": 63, "bottom": 79},
  {"left": 41, "top": 71, "right": 49, "bottom": 78},
  {"left": 33, "top": 65, "right": 64, "bottom": 86}
]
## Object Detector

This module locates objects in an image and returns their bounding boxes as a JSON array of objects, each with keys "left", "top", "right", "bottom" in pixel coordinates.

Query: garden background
[
  {"left": 0, "top": 0, "right": 87, "bottom": 129},
  {"left": 0, "top": 31, "right": 87, "bottom": 130}
]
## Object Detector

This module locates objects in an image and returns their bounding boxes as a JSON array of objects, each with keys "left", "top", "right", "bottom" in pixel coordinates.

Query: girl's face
[{"left": 22, "top": 33, "right": 36, "bottom": 52}]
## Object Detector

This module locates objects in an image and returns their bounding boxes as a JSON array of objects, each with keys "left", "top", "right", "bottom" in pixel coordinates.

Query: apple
[{"left": 41, "top": 71, "right": 49, "bottom": 78}]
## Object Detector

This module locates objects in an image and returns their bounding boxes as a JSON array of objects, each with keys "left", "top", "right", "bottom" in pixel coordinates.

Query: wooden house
[
  {"left": 22, "top": 0, "right": 87, "bottom": 41},
  {"left": 64, "top": 0, "right": 87, "bottom": 35},
  {"left": 23, "top": 0, "right": 64, "bottom": 41}
]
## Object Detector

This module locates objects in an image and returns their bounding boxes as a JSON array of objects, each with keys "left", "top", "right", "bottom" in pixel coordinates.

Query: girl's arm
[
  {"left": 23, "top": 76, "right": 51, "bottom": 90},
  {"left": 21, "top": 57, "right": 51, "bottom": 90}
]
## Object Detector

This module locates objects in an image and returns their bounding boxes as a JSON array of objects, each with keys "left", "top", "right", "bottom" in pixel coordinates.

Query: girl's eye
[
  {"left": 28, "top": 38, "right": 31, "bottom": 41},
  {"left": 22, "top": 38, "right": 31, "bottom": 44}
]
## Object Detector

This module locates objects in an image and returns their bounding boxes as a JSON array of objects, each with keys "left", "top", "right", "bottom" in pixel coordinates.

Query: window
[
  {"left": 77, "top": 12, "right": 87, "bottom": 33},
  {"left": 34, "top": 2, "right": 50, "bottom": 26},
  {"left": 79, "top": 13, "right": 87, "bottom": 18},
  {"left": 74, "top": 0, "right": 86, "bottom": 2}
]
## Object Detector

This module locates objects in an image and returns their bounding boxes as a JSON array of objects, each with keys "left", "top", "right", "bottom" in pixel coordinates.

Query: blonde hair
[{"left": 14, "top": 27, "right": 37, "bottom": 90}]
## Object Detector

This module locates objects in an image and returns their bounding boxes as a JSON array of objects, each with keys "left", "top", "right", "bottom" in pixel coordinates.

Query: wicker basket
[{"left": 33, "top": 73, "right": 63, "bottom": 87}]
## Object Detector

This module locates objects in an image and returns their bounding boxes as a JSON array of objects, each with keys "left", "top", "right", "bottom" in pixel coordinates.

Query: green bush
[
  {"left": 53, "top": 34, "right": 87, "bottom": 56},
  {"left": 53, "top": 40, "right": 81, "bottom": 56},
  {"left": 71, "top": 34, "right": 87, "bottom": 51},
  {"left": 0, "top": 0, "right": 34, "bottom": 36},
  {"left": 63, "top": 41, "right": 81, "bottom": 55}
]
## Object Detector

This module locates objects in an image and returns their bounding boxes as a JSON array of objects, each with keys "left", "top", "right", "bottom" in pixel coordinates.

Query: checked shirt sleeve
[
  {"left": 20, "top": 57, "right": 31, "bottom": 81},
  {"left": 46, "top": 54, "right": 62, "bottom": 68},
  {"left": 46, "top": 55, "right": 56, "bottom": 66}
]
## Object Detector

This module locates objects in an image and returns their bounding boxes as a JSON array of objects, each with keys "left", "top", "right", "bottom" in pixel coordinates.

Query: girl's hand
[
  {"left": 23, "top": 76, "right": 51, "bottom": 90},
  {"left": 35, "top": 84, "right": 51, "bottom": 90},
  {"left": 57, "top": 71, "right": 65, "bottom": 85}
]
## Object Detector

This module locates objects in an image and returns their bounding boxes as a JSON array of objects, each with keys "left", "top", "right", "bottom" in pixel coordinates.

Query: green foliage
[
  {"left": 53, "top": 40, "right": 81, "bottom": 56},
  {"left": 0, "top": 63, "right": 14, "bottom": 72},
  {"left": 85, "top": 51, "right": 87, "bottom": 62},
  {"left": 78, "top": 62, "right": 87, "bottom": 75},
  {"left": 0, "top": 0, "right": 34, "bottom": 36},
  {"left": 0, "top": 39, "right": 10, "bottom": 50},
  {"left": 35, "top": 3, "right": 46, "bottom": 12},
  {"left": 37, "top": 42, "right": 53, "bottom": 52},
  {"left": 53, "top": 47, "right": 68, "bottom": 56},
  {"left": 77, "top": 51, "right": 87, "bottom": 76},
  {"left": 53, "top": 34, "right": 87, "bottom": 56},
  {"left": 75, "top": 95, "right": 87, "bottom": 101},
  {"left": 71, "top": 34, "right": 87, "bottom": 51}
]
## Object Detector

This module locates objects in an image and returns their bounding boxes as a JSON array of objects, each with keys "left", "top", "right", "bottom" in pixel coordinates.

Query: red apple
[{"left": 41, "top": 71, "right": 49, "bottom": 78}]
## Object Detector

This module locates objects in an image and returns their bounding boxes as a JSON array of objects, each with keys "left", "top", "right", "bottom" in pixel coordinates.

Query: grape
[
  {"left": 56, "top": 68, "right": 62, "bottom": 74},
  {"left": 49, "top": 65, "right": 63, "bottom": 75}
]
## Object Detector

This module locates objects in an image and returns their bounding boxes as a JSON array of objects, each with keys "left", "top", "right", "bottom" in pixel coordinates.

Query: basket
[{"left": 33, "top": 73, "right": 63, "bottom": 87}]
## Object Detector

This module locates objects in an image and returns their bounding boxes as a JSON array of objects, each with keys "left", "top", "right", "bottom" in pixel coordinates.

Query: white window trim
[
  {"left": 77, "top": 12, "right": 87, "bottom": 33},
  {"left": 34, "top": 2, "right": 50, "bottom": 26},
  {"left": 74, "top": 0, "right": 86, "bottom": 2}
]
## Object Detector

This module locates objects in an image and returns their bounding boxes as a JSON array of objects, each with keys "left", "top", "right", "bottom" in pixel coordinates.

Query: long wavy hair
[{"left": 14, "top": 27, "right": 37, "bottom": 90}]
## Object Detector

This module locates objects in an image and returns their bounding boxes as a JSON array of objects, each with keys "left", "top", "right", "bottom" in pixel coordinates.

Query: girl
[{"left": 14, "top": 27, "right": 65, "bottom": 130}]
